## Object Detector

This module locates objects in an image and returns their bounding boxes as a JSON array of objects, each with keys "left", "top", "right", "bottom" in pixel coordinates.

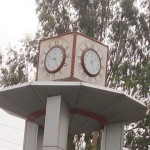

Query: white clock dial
[
  {"left": 45, "top": 46, "right": 65, "bottom": 73},
  {"left": 76, "top": 40, "right": 106, "bottom": 84},
  {"left": 82, "top": 49, "right": 101, "bottom": 77}
]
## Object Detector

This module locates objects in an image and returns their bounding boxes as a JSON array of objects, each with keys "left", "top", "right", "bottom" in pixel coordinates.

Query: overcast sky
[
  {"left": 0, "top": 0, "right": 38, "bottom": 50},
  {"left": 0, "top": 0, "right": 38, "bottom": 149}
]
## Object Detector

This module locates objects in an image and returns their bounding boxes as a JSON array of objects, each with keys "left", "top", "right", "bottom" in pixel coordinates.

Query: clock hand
[
  {"left": 91, "top": 60, "right": 95, "bottom": 73},
  {"left": 53, "top": 57, "right": 59, "bottom": 67}
]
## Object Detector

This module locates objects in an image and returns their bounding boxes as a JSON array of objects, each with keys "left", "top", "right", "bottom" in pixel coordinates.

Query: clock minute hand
[{"left": 91, "top": 60, "right": 95, "bottom": 73}]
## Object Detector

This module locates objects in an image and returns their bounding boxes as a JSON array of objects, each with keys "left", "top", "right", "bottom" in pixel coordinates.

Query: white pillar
[
  {"left": 101, "top": 122, "right": 125, "bottom": 150},
  {"left": 43, "top": 95, "right": 69, "bottom": 150},
  {"left": 37, "top": 126, "right": 44, "bottom": 150},
  {"left": 23, "top": 120, "right": 38, "bottom": 150}
]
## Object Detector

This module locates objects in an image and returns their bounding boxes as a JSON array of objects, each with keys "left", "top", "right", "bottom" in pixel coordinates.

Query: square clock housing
[{"left": 37, "top": 32, "right": 108, "bottom": 86}]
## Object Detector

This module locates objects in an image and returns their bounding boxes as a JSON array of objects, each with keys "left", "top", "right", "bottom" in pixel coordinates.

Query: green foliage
[
  {"left": 125, "top": 115, "right": 150, "bottom": 150},
  {"left": 0, "top": 47, "right": 27, "bottom": 87},
  {"left": 107, "top": 0, "right": 150, "bottom": 98},
  {"left": 36, "top": 0, "right": 72, "bottom": 36},
  {"left": 0, "top": 32, "right": 41, "bottom": 87},
  {"left": 84, "top": 132, "right": 93, "bottom": 149},
  {"left": 67, "top": 135, "right": 76, "bottom": 150},
  {"left": 71, "top": 0, "right": 111, "bottom": 39},
  {"left": 20, "top": 33, "right": 41, "bottom": 67}
]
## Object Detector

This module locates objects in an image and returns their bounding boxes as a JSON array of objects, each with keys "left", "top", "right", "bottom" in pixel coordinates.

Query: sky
[
  {"left": 0, "top": 0, "right": 38, "bottom": 51},
  {"left": 0, "top": 0, "right": 38, "bottom": 150}
]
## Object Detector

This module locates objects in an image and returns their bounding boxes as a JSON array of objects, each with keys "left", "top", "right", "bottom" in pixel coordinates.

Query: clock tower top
[{"left": 37, "top": 32, "right": 108, "bottom": 86}]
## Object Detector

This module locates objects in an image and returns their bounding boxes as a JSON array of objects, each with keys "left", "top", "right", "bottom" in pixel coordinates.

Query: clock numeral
[
  {"left": 46, "top": 73, "right": 50, "bottom": 78},
  {"left": 41, "top": 60, "right": 44, "bottom": 64},
  {"left": 64, "top": 63, "right": 67, "bottom": 66},
  {"left": 91, "top": 43, "right": 94, "bottom": 49},
  {"left": 78, "top": 63, "right": 82, "bottom": 68},
  {"left": 65, "top": 46, "right": 69, "bottom": 51},
  {"left": 88, "top": 77, "right": 91, "bottom": 82},
  {"left": 95, "top": 77, "right": 97, "bottom": 81},
  {"left": 61, "top": 41, "right": 64, "bottom": 46},
  {"left": 48, "top": 44, "right": 52, "bottom": 49},
  {"left": 42, "top": 67, "right": 46, "bottom": 73},
  {"left": 80, "top": 48, "right": 84, "bottom": 52},
  {"left": 66, "top": 54, "right": 70, "bottom": 58},
  {"left": 52, "top": 74, "right": 55, "bottom": 79},
  {"left": 82, "top": 71, "right": 86, "bottom": 77},
  {"left": 101, "top": 66, "right": 104, "bottom": 70},
  {"left": 84, "top": 42, "right": 88, "bottom": 48},
  {"left": 77, "top": 56, "right": 81, "bottom": 59},
  {"left": 55, "top": 40, "right": 59, "bottom": 45},
  {"left": 98, "top": 72, "right": 102, "bottom": 77}
]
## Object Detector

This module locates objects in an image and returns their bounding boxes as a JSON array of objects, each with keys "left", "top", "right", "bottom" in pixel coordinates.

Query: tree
[
  {"left": 36, "top": 0, "right": 72, "bottom": 36},
  {"left": 0, "top": 46, "right": 28, "bottom": 87},
  {"left": 0, "top": 32, "right": 41, "bottom": 87}
]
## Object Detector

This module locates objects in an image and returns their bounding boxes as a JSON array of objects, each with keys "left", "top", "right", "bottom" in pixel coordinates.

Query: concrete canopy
[{"left": 0, "top": 81, "right": 147, "bottom": 135}]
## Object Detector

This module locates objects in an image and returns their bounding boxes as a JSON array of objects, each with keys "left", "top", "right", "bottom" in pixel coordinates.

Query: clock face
[
  {"left": 38, "top": 37, "right": 71, "bottom": 80},
  {"left": 45, "top": 46, "right": 66, "bottom": 73},
  {"left": 82, "top": 49, "right": 101, "bottom": 77},
  {"left": 76, "top": 40, "right": 106, "bottom": 84}
]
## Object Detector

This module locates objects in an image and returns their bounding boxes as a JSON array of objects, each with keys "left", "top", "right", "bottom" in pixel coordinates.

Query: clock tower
[
  {"left": 37, "top": 32, "right": 108, "bottom": 86},
  {"left": 0, "top": 32, "right": 146, "bottom": 150}
]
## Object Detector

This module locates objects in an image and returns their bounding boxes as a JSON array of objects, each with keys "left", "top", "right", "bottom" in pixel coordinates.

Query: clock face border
[
  {"left": 81, "top": 49, "right": 101, "bottom": 77},
  {"left": 44, "top": 46, "right": 66, "bottom": 74}
]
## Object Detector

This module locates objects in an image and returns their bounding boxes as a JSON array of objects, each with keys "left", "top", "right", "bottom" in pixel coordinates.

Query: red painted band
[
  {"left": 28, "top": 110, "right": 46, "bottom": 121},
  {"left": 27, "top": 108, "right": 107, "bottom": 127},
  {"left": 70, "top": 108, "right": 107, "bottom": 126}
]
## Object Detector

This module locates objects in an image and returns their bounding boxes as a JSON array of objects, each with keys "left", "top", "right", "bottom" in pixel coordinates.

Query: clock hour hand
[{"left": 53, "top": 57, "right": 59, "bottom": 67}]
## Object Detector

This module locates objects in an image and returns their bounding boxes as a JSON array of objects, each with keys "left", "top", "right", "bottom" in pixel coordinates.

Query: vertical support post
[
  {"left": 37, "top": 126, "right": 44, "bottom": 150},
  {"left": 43, "top": 95, "right": 69, "bottom": 150},
  {"left": 23, "top": 120, "right": 38, "bottom": 150},
  {"left": 101, "top": 122, "right": 125, "bottom": 150}
]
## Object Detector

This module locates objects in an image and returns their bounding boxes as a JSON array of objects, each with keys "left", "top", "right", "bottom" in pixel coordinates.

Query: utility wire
[
  {"left": 0, "top": 138, "right": 22, "bottom": 146},
  {"left": 0, "top": 123, "right": 24, "bottom": 131}
]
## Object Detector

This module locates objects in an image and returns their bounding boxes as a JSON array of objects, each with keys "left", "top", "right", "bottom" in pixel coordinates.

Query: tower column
[
  {"left": 23, "top": 120, "right": 38, "bottom": 150},
  {"left": 37, "top": 126, "right": 44, "bottom": 150},
  {"left": 43, "top": 95, "right": 69, "bottom": 150},
  {"left": 101, "top": 122, "right": 125, "bottom": 150}
]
